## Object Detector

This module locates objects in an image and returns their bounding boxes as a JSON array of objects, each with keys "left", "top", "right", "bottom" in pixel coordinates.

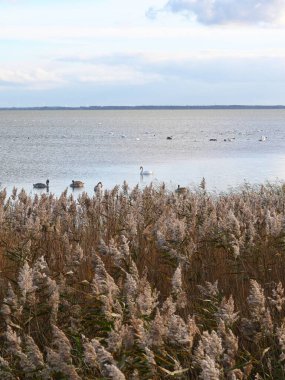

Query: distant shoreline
[{"left": 0, "top": 105, "right": 285, "bottom": 111}]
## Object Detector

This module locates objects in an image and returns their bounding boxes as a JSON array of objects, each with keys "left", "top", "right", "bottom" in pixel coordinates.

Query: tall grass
[{"left": 0, "top": 182, "right": 285, "bottom": 379}]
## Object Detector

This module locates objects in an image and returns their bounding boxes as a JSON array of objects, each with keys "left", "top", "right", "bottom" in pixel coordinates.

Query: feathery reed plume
[
  {"left": 1, "top": 282, "right": 21, "bottom": 326},
  {"left": 136, "top": 272, "right": 159, "bottom": 317},
  {"left": 268, "top": 282, "right": 285, "bottom": 313},
  {"left": 148, "top": 309, "right": 166, "bottom": 348},
  {"left": 17, "top": 336, "right": 46, "bottom": 377},
  {"left": 92, "top": 253, "right": 119, "bottom": 317},
  {"left": 247, "top": 279, "right": 266, "bottom": 319},
  {"left": 167, "top": 314, "right": 190, "bottom": 346},
  {"left": 106, "top": 318, "right": 125, "bottom": 353},
  {"left": 198, "top": 281, "right": 219, "bottom": 299},
  {"left": 82, "top": 335, "right": 98, "bottom": 370},
  {"left": 215, "top": 295, "right": 239, "bottom": 326},
  {"left": 45, "top": 325, "right": 80, "bottom": 380},
  {"left": 104, "top": 364, "right": 126, "bottom": 380},
  {"left": 4, "top": 326, "right": 22, "bottom": 355},
  {"left": 0, "top": 356, "right": 13, "bottom": 379},
  {"left": 277, "top": 321, "right": 285, "bottom": 362},
  {"left": 217, "top": 321, "right": 238, "bottom": 371},
  {"left": 18, "top": 261, "right": 36, "bottom": 304},
  {"left": 199, "top": 355, "right": 221, "bottom": 380},
  {"left": 24, "top": 335, "right": 45, "bottom": 370},
  {"left": 171, "top": 263, "right": 187, "bottom": 307},
  {"left": 87, "top": 338, "right": 125, "bottom": 378},
  {"left": 194, "top": 330, "right": 223, "bottom": 364}
]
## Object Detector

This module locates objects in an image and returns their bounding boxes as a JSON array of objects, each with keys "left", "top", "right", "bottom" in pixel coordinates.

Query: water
[{"left": 0, "top": 109, "right": 285, "bottom": 196}]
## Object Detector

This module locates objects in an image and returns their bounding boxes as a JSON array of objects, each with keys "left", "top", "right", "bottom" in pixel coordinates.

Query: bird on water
[
  {"left": 140, "top": 166, "right": 153, "bottom": 175},
  {"left": 33, "top": 179, "right": 49, "bottom": 189},
  {"left": 175, "top": 185, "right": 187, "bottom": 194},
  {"left": 70, "top": 180, "right": 84, "bottom": 188},
  {"left": 94, "top": 182, "right": 102, "bottom": 192}
]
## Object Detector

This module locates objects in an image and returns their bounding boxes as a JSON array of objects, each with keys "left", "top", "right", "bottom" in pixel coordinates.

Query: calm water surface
[{"left": 0, "top": 109, "right": 285, "bottom": 196}]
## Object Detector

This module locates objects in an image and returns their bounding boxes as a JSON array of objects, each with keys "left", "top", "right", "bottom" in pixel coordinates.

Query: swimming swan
[
  {"left": 94, "top": 181, "right": 102, "bottom": 192},
  {"left": 70, "top": 180, "right": 84, "bottom": 188},
  {"left": 33, "top": 179, "right": 49, "bottom": 189},
  {"left": 140, "top": 166, "right": 153, "bottom": 175}
]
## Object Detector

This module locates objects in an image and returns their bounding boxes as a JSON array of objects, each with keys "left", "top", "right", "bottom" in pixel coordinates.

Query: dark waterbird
[
  {"left": 70, "top": 180, "right": 84, "bottom": 188},
  {"left": 94, "top": 181, "right": 103, "bottom": 192},
  {"left": 175, "top": 185, "right": 188, "bottom": 194},
  {"left": 33, "top": 179, "right": 49, "bottom": 189}
]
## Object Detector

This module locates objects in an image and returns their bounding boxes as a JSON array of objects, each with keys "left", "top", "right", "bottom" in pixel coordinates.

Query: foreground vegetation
[{"left": 1, "top": 182, "right": 285, "bottom": 379}]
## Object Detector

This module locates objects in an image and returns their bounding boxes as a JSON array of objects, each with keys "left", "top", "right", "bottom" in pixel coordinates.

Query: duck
[
  {"left": 140, "top": 166, "right": 153, "bottom": 175},
  {"left": 175, "top": 185, "right": 188, "bottom": 195},
  {"left": 94, "top": 181, "right": 102, "bottom": 192},
  {"left": 70, "top": 180, "right": 84, "bottom": 188},
  {"left": 33, "top": 179, "right": 49, "bottom": 189}
]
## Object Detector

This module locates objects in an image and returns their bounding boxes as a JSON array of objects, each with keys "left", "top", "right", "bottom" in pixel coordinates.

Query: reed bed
[{"left": 1, "top": 182, "right": 285, "bottom": 379}]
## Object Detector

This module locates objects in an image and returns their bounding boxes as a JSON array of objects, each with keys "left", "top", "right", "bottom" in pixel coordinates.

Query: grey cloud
[
  {"left": 145, "top": 7, "right": 158, "bottom": 20},
  {"left": 147, "top": 0, "right": 285, "bottom": 25}
]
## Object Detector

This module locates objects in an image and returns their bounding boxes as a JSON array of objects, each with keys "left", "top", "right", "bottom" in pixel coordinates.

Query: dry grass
[{"left": 0, "top": 182, "right": 285, "bottom": 379}]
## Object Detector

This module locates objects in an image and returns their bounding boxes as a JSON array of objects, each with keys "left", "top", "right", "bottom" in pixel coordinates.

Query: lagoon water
[{"left": 0, "top": 109, "right": 285, "bottom": 196}]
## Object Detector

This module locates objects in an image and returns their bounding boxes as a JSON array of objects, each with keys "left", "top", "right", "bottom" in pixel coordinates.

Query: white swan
[
  {"left": 33, "top": 179, "right": 49, "bottom": 189},
  {"left": 140, "top": 166, "right": 153, "bottom": 175}
]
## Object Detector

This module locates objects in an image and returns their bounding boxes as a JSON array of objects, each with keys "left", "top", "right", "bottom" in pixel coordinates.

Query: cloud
[
  {"left": 56, "top": 53, "right": 145, "bottom": 67},
  {"left": 0, "top": 68, "right": 63, "bottom": 89},
  {"left": 74, "top": 65, "right": 161, "bottom": 85},
  {"left": 147, "top": 0, "right": 285, "bottom": 25},
  {"left": 54, "top": 51, "right": 285, "bottom": 84},
  {"left": 1, "top": 52, "right": 285, "bottom": 105},
  {"left": 0, "top": 59, "right": 162, "bottom": 91},
  {"left": 1, "top": 52, "right": 285, "bottom": 95}
]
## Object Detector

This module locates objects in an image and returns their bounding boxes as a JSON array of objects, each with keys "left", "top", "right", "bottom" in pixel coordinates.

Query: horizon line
[{"left": 0, "top": 105, "right": 285, "bottom": 110}]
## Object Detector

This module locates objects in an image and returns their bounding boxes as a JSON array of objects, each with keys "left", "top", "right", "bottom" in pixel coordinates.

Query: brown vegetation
[{"left": 0, "top": 182, "right": 285, "bottom": 379}]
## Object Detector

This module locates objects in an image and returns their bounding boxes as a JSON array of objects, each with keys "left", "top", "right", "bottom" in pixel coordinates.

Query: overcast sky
[{"left": 1, "top": 0, "right": 285, "bottom": 106}]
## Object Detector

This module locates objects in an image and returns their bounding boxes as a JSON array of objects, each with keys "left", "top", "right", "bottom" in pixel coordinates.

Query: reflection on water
[{"left": 0, "top": 109, "right": 285, "bottom": 196}]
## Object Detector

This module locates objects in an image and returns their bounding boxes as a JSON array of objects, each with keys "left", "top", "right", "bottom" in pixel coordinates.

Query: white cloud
[
  {"left": 56, "top": 50, "right": 285, "bottom": 65},
  {"left": 0, "top": 68, "right": 63, "bottom": 89},
  {"left": 0, "top": 26, "right": 205, "bottom": 41},
  {"left": 1, "top": 52, "right": 285, "bottom": 105},
  {"left": 73, "top": 64, "right": 162, "bottom": 85},
  {"left": 1, "top": 51, "right": 285, "bottom": 100},
  {"left": 148, "top": 0, "right": 285, "bottom": 25},
  {"left": 0, "top": 60, "right": 162, "bottom": 90},
  {"left": 53, "top": 52, "right": 285, "bottom": 85}
]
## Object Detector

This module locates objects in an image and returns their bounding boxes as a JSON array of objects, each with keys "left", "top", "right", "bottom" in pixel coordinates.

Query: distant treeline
[{"left": 0, "top": 105, "right": 285, "bottom": 110}]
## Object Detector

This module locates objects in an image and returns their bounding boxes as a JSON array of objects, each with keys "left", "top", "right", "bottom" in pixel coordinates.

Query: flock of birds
[
  {"left": 32, "top": 166, "right": 187, "bottom": 194},
  {"left": 33, "top": 179, "right": 103, "bottom": 191}
]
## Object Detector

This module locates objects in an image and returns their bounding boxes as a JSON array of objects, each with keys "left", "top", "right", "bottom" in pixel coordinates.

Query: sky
[{"left": 0, "top": 0, "right": 285, "bottom": 106}]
